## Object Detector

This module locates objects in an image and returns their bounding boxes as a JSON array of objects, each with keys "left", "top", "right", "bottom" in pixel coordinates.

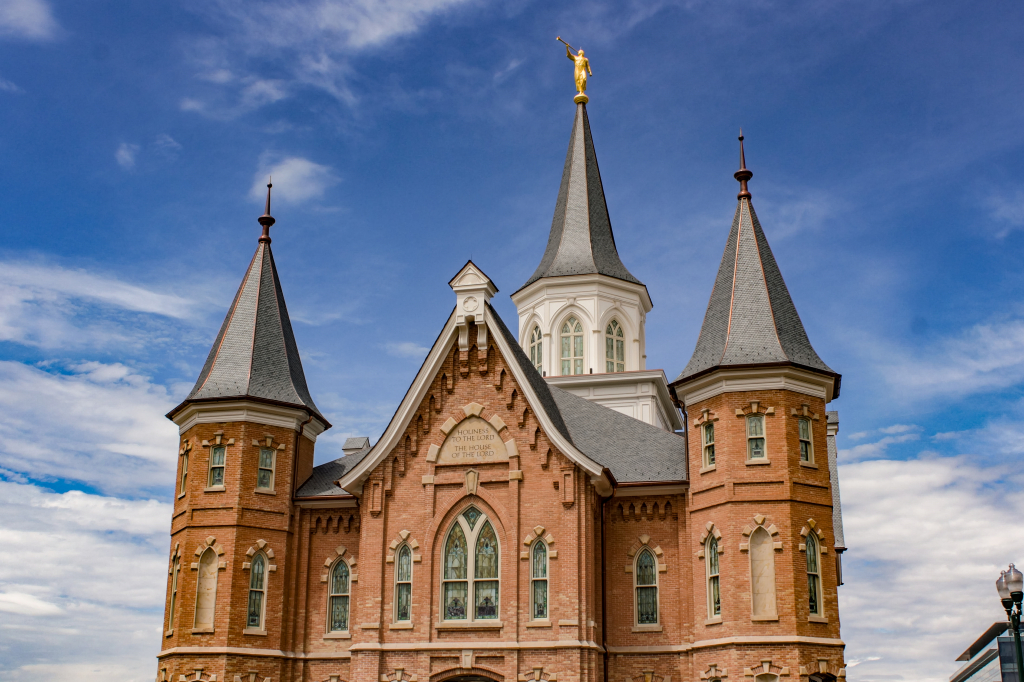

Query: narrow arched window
[
  {"left": 529, "top": 326, "right": 543, "bottom": 372},
  {"left": 703, "top": 423, "right": 716, "bottom": 467},
  {"left": 747, "top": 415, "right": 766, "bottom": 460},
  {"left": 247, "top": 554, "right": 266, "bottom": 629},
  {"left": 442, "top": 507, "right": 500, "bottom": 622},
  {"left": 328, "top": 560, "right": 350, "bottom": 632},
  {"left": 168, "top": 555, "right": 180, "bottom": 629},
  {"left": 706, "top": 536, "right": 720, "bottom": 617},
  {"left": 799, "top": 418, "right": 813, "bottom": 463},
  {"left": 179, "top": 452, "right": 188, "bottom": 495},
  {"left": 806, "top": 534, "right": 822, "bottom": 616},
  {"left": 560, "top": 317, "right": 584, "bottom": 375},
  {"left": 194, "top": 547, "right": 218, "bottom": 631},
  {"left": 605, "top": 320, "right": 625, "bottom": 372},
  {"left": 531, "top": 541, "right": 548, "bottom": 620},
  {"left": 635, "top": 549, "right": 658, "bottom": 625},
  {"left": 749, "top": 527, "right": 777, "bottom": 618},
  {"left": 395, "top": 545, "right": 412, "bottom": 622},
  {"left": 257, "top": 447, "right": 276, "bottom": 490},
  {"left": 208, "top": 445, "right": 226, "bottom": 487}
]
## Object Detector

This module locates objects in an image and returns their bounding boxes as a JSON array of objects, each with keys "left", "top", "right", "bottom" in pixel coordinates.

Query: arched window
[
  {"left": 247, "top": 553, "right": 267, "bottom": 629},
  {"left": 747, "top": 414, "right": 766, "bottom": 460},
  {"left": 806, "top": 534, "right": 822, "bottom": 616},
  {"left": 529, "top": 326, "right": 543, "bottom": 372},
  {"left": 706, "top": 536, "right": 720, "bottom": 617},
  {"left": 257, "top": 447, "right": 276, "bottom": 490},
  {"left": 605, "top": 320, "right": 625, "bottom": 373},
  {"left": 560, "top": 317, "right": 584, "bottom": 375},
  {"left": 749, "top": 527, "right": 777, "bottom": 618},
  {"left": 208, "top": 444, "right": 226, "bottom": 487},
  {"left": 395, "top": 545, "right": 413, "bottom": 622},
  {"left": 194, "top": 547, "right": 218, "bottom": 631},
  {"left": 179, "top": 452, "right": 188, "bottom": 495},
  {"left": 635, "top": 548, "right": 658, "bottom": 625},
  {"left": 531, "top": 541, "right": 548, "bottom": 620},
  {"left": 442, "top": 507, "right": 500, "bottom": 621},
  {"left": 328, "top": 560, "right": 350, "bottom": 632},
  {"left": 168, "top": 555, "right": 180, "bottom": 629},
  {"left": 799, "top": 418, "right": 813, "bottom": 463},
  {"left": 703, "top": 423, "right": 716, "bottom": 467}
]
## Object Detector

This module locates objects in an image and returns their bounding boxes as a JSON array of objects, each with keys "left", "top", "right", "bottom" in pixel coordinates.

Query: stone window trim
[
  {"left": 800, "top": 519, "right": 829, "bottom": 621},
  {"left": 201, "top": 432, "right": 235, "bottom": 492},
  {"left": 694, "top": 409, "right": 720, "bottom": 473},
  {"left": 698, "top": 523, "right": 723, "bottom": 620},
  {"left": 605, "top": 318, "right": 626, "bottom": 373},
  {"left": 742, "top": 661, "right": 791, "bottom": 678},
  {"left": 241, "top": 539, "right": 279, "bottom": 572},
  {"left": 558, "top": 313, "right": 587, "bottom": 376},
  {"left": 798, "top": 659, "right": 847, "bottom": 679},
  {"left": 701, "top": 664, "right": 729, "bottom": 681},
  {"left": 243, "top": 551, "right": 270, "bottom": 635},
  {"left": 191, "top": 540, "right": 225, "bottom": 634},
  {"left": 789, "top": 406, "right": 820, "bottom": 467},
  {"left": 387, "top": 531, "right": 420, "bottom": 625},
  {"left": 626, "top": 534, "right": 667, "bottom": 572},
  {"left": 252, "top": 436, "right": 286, "bottom": 493},
  {"left": 520, "top": 526, "right": 556, "bottom": 622},
  {"left": 520, "top": 525, "right": 558, "bottom": 560},
  {"left": 739, "top": 515, "right": 783, "bottom": 553},
  {"left": 190, "top": 536, "right": 227, "bottom": 571},
  {"left": 625, "top": 535, "right": 666, "bottom": 630},
  {"left": 178, "top": 440, "right": 193, "bottom": 499},
  {"left": 529, "top": 324, "right": 544, "bottom": 373},
  {"left": 736, "top": 402, "right": 773, "bottom": 463},
  {"left": 323, "top": 546, "right": 357, "bottom": 637},
  {"left": 320, "top": 545, "right": 358, "bottom": 585},
  {"left": 439, "top": 508, "right": 501, "bottom": 623},
  {"left": 166, "top": 543, "right": 182, "bottom": 636}
]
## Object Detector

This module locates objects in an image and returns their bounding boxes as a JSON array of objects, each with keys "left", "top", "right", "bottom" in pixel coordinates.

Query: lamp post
[{"left": 997, "top": 564, "right": 1024, "bottom": 682}]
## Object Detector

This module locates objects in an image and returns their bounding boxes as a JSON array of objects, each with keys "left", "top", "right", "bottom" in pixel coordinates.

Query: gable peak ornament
[{"left": 557, "top": 36, "right": 592, "bottom": 103}]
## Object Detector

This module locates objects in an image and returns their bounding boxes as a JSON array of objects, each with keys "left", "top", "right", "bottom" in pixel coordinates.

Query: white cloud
[
  {"left": 385, "top": 341, "right": 430, "bottom": 358},
  {"left": 984, "top": 189, "right": 1024, "bottom": 238},
  {"left": 0, "top": 0, "right": 58, "bottom": 41},
  {"left": 839, "top": 431, "right": 920, "bottom": 463},
  {"left": 0, "top": 591, "right": 61, "bottom": 615},
  {"left": 115, "top": 142, "right": 139, "bottom": 170},
  {"left": 153, "top": 133, "right": 182, "bottom": 158},
  {"left": 0, "top": 76, "right": 22, "bottom": 93},
  {"left": 839, "top": 455, "right": 1024, "bottom": 682},
  {"left": 249, "top": 155, "right": 338, "bottom": 204}
]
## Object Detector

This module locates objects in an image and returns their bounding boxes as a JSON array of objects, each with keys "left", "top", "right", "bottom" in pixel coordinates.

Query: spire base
[{"left": 574, "top": 93, "right": 589, "bottom": 104}]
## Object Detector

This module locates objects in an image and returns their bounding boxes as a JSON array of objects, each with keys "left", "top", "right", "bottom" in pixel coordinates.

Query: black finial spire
[
  {"left": 258, "top": 177, "right": 275, "bottom": 244},
  {"left": 734, "top": 130, "right": 753, "bottom": 200}
]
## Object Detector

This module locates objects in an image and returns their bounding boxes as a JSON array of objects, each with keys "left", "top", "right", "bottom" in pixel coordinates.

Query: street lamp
[{"left": 997, "top": 564, "right": 1024, "bottom": 682}]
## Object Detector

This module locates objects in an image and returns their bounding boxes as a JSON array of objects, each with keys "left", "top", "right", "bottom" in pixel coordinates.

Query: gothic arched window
[
  {"left": 442, "top": 507, "right": 500, "bottom": 621},
  {"left": 247, "top": 553, "right": 267, "bottom": 629},
  {"left": 529, "top": 326, "right": 543, "bottom": 372},
  {"left": 328, "top": 560, "right": 350, "bottom": 632},
  {"left": 531, "top": 540, "right": 548, "bottom": 620},
  {"left": 703, "top": 422, "right": 716, "bottom": 467},
  {"left": 605, "top": 319, "right": 625, "bottom": 372},
  {"left": 635, "top": 548, "right": 658, "bottom": 625},
  {"left": 749, "top": 526, "right": 778, "bottom": 618},
  {"left": 706, "top": 536, "right": 721, "bottom": 617},
  {"left": 168, "top": 555, "right": 180, "bottom": 629},
  {"left": 193, "top": 547, "right": 218, "bottom": 631},
  {"left": 395, "top": 545, "right": 413, "bottom": 623},
  {"left": 806, "top": 533, "right": 822, "bottom": 616},
  {"left": 560, "top": 317, "right": 584, "bottom": 375},
  {"left": 747, "top": 414, "right": 766, "bottom": 460}
]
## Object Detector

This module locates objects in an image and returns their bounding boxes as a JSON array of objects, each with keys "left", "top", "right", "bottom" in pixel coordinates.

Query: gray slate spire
[
  {"left": 519, "top": 102, "right": 642, "bottom": 290},
  {"left": 169, "top": 188, "right": 326, "bottom": 422},
  {"left": 674, "top": 137, "right": 839, "bottom": 397}
]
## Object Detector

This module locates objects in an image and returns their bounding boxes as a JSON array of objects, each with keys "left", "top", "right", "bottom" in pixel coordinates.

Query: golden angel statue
[{"left": 557, "top": 37, "right": 592, "bottom": 102}]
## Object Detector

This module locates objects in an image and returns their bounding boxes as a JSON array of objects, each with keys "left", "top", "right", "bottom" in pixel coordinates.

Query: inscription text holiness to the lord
[{"left": 436, "top": 416, "right": 507, "bottom": 465}]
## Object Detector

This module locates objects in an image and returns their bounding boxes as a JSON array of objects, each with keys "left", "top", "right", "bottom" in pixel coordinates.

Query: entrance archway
[{"left": 430, "top": 671, "right": 503, "bottom": 682}]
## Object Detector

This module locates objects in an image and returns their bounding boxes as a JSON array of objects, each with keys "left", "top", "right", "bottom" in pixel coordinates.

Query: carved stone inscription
[{"left": 437, "top": 416, "right": 506, "bottom": 465}]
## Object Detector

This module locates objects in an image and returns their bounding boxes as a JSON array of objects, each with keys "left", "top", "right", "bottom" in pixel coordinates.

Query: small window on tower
[
  {"left": 798, "top": 418, "right": 813, "bottom": 463},
  {"left": 529, "top": 326, "right": 543, "bottom": 372},
  {"left": 703, "top": 423, "right": 715, "bottom": 467},
  {"left": 747, "top": 415, "right": 766, "bottom": 460},
  {"left": 560, "top": 317, "right": 584, "bottom": 375},
  {"left": 605, "top": 320, "right": 625, "bottom": 373},
  {"left": 257, "top": 447, "right": 276, "bottom": 490},
  {"left": 179, "top": 452, "right": 188, "bottom": 495},
  {"left": 208, "top": 445, "right": 226, "bottom": 487}
]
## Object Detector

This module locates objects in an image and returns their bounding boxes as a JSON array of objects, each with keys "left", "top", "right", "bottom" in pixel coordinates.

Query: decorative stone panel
[
  {"left": 190, "top": 536, "right": 226, "bottom": 570},
  {"left": 242, "top": 539, "right": 278, "bottom": 572},
  {"left": 739, "top": 515, "right": 783, "bottom": 552}
]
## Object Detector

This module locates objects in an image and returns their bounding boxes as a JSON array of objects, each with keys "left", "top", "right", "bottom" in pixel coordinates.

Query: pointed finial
[
  {"left": 258, "top": 177, "right": 275, "bottom": 243},
  {"left": 734, "top": 130, "right": 753, "bottom": 200}
]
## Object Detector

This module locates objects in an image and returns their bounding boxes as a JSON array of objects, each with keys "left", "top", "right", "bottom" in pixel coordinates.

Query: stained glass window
[
  {"left": 208, "top": 445, "right": 226, "bottom": 487},
  {"left": 532, "top": 541, "right": 548, "bottom": 620},
  {"left": 635, "top": 549, "right": 658, "bottom": 624},
  {"left": 395, "top": 545, "right": 412, "bottom": 622},
  {"left": 747, "top": 415, "right": 766, "bottom": 459},
  {"left": 703, "top": 423, "right": 716, "bottom": 467},
  {"left": 329, "top": 561, "right": 350, "bottom": 632},
  {"left": 248, "top": 554, "right": 266, "bottom": 628},
  {"left": 799, "top": 418, "right": 813, "bottom": 463},
  {"left": 168, "top": 556, "right": 180, "bottom": 627},
  {"left": 257, "top": 447, "right": 275, "bottom": 489},
  {"left": 806, "top": 534, "right": 821, "bottom": 616},
  {"left": 443, "top": 524, "right": 468, "bottom": 619},
  {"left": 529, "top": 326, "right": 543, "bottom": 372},
  {"left": 463, "top": 507, "right": 481, "bottom": 530},
  {"left": 605, "top": 320, "right": 625, "bottom": 372},
  {"left": 707, "top": 536, "right": 721, "bottom": 616},
  {"left": 560, "top": 317, "right": 584, "bottom": 375},
  {"left": 442, "top": 511, "right": 500, "bottom": 622}
]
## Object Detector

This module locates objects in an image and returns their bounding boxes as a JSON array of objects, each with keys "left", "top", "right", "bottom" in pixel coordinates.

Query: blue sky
[{"left": 1, "top": 0, "right": 1023, "bottom": 680}]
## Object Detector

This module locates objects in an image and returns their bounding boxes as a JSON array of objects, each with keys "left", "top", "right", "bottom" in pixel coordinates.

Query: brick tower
[
  {"left": 668, "top": 135, "right": 845, "bottom": 682},
  {"left": 158, "top": 183, "right": 331, "bottom": 682}
]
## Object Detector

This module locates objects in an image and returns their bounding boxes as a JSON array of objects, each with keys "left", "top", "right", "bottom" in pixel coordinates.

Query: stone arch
[
  {"left": 425, "top": 479, "right": 511, "bottom": 555},
  {"left": 740, "top": 516, "right": 781, "bottom": 619},
  {"left": 319, "top": 545, "right": 358, "bottom": 585},
  {"left": 521, "top": 524, "right": 558, "bottom": 561},
  {"left": 598, "top": 306, "right": 635, "bottom": 370},
  {"left": 625, "top": 533, "right": 667, "bottom": 573},
  {"left": 553, "top": 306, "right": 592, "bottom": 374},
  {"left": 386, "top": 529, "right": 422, "bottom": 565},
  {"left": 429, "top": 668, "right": 505, "bottom": 682},
  {"left": 242, "top": 539, "right": 278, "bottom": 573}
]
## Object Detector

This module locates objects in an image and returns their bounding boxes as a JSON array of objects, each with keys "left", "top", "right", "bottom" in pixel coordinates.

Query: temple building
[{"left": 156, "top": 95, "right": 847, "bottom": 682}]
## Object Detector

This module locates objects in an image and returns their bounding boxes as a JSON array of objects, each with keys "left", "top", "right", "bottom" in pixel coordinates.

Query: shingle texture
[
  {"left": 825, "top": 410, "right": 845, "bottom": 548},
  {"left": 675, "top": 197, "right": 838, "bottom": 394},
  {"left": 296, "top": 442, "right": 371, "bottom": 498},
  {"left": 182, "top": 241, "right": 324, "bottom": 421},
  {"left": 520, "top": 103, "right": 642, "bottom": 290}
]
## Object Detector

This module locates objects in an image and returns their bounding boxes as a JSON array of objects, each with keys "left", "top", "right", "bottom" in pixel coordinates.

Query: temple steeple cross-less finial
[
  {"left": 735, "top": 130, "right": 753, "bottom": 200},
  {"left": 557, "top": 36, "right": 592, "bottom": 104},
  {"left": 258, "top": 178, "right": 275, "bottom": 244}
]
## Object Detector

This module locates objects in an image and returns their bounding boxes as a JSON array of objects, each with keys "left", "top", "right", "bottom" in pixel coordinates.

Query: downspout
[
  {"left": 601, "top": 495, "right": 609, "bottom": 682},
  {"left": 293, "top": 411, "right": 315, "bottom": 493}
]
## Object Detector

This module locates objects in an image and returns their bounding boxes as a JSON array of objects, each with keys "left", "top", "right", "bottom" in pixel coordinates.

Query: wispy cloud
[
  {"left": 0, "top": 0, "right": 59, "bottom": 41},
  {"left": 115, "top": 142, "right": 139, "bottom": 170},
  {"left": 0, "top": 76, "right": 22, "bottom": 93},
  {"left": 385, "top": 341, "right": 429, "bottom": 358},
  {"left": 249, "top": 155, "right": 339, "bottom": 204},
  {"left": 984, "top": 189, "right": 1024, "bottom": 238}
]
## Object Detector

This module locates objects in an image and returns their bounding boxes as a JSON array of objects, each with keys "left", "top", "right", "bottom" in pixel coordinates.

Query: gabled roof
[
  {"left": 674, "top": 140, "right": 839, "bottom": 398},
  {"left": 296, "top": 442, "right": 371, "bottom": 498},
  {"left": 168, "top": 225, "right": 326, "bottom": 423},
  {"left": 519, "top": 102, "right": 643, "bottom": 292}
]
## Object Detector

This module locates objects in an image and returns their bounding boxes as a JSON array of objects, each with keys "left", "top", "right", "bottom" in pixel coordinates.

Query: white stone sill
[
  {"left": 699, "top": 464, "right": 717, "bottom": 474},
  {"left": 745, "top": 459, "right": 771, "bottom": 466},
  {"left": 388, "top": 623, "right": 413, "bottom": 630},
  {"left": 435, "top": 621, "right": 503, "bottom": 630},
  {"left": 165, "top": 629, "right": 174, "bottom": 637},
  {"left": 243, "top": 627, "right": 267, "bottom": 636},
  {"left": 632, "top": 624, "right": 663, "bottom": 633},
  {"left": 323, "top": 631, "right": 351, "bottom": 640},
  {"left": 809, "top": 615, "right": 829, "bottom": 623},
  {"left": 525, "top": 620, "right": 552, "bottom": 628},
  {"left": 800, "top": 461, "right": 819, "bottom": 469},
  {"left": 254, "top": 489, "right": 277, "bottom": 495},
  {"left": 177, "top": 491, "right": 186, "bottom": 499},
  {"left": 703, "top": 616, "right": 722, "bottom": 626},
  {"left": 191, "top": 627, "right": 214, "bottom": 635},
  {"left": 752, "top": 615, "right": 779, "bottom": 622},
  {"left": 203, "top": 485, "right": 225, "bottom": 493}
]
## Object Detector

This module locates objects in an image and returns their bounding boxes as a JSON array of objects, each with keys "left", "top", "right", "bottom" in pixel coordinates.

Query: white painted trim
[
  {"left": 512, "top": 273, "right": 653, "bottom": 312},
  {"left": 546, "top": 369, "right": 682, "bottom": 431},
  {"left": 338, "top": 309, "right": 609, "bottom": 493},
  {"left": 677, "top": 366, "right": 836, "bottom": 406},
  {"left": 605, "top": 635, "right": 844, "bottom": 654},
  {"left": 172, "top": 400, "right": 327, "bottom": 442},
  {"left": 348, "top": 639, "right": 603, "bottom": 652}
]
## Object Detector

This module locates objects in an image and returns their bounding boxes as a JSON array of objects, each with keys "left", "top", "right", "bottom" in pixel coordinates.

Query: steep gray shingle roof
[
  {"left": 519, "top": 103, "right": 643, "bottom": 291},
  {"left": 674, "top": 194, "right": 839, "bottom": 397},
  {"left": 296, "top": 443, "right": 371, "bottom": 498},
  {"left": 170, "top": 239, "right": 326, "bottom": 422},
  {"left": 825, "top": 410, "right": 845, "bottom": 548}
]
